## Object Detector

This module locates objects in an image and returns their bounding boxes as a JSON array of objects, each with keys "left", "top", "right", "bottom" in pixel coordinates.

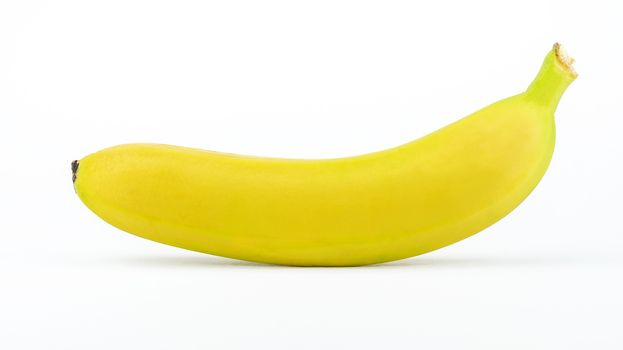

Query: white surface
[{"left": 1, "top": 1, "right": 622, "bottom": 349}]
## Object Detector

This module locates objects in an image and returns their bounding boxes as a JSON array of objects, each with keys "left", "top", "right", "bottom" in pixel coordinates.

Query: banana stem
[{"left": 525, "top": 43, "right": 577, "bottom": 112}]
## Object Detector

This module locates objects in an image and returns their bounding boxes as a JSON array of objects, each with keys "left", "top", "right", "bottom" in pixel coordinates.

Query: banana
[{"left": 72, "top": 43, "right": 577, "bottom": 266}]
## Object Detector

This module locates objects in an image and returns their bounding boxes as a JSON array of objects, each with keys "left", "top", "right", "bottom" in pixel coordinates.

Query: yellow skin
[{"left": 73, "top": 44, "right": 576, "bottom": 266}]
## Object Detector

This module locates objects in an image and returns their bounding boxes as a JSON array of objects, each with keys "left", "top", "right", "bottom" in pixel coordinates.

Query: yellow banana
[{"left": 73, "top": 43, "right": 576, "bottom": 266}]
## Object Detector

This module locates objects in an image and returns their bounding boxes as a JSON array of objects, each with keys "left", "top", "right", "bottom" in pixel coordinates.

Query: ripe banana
[{"left": 73, "top": 43, "right": 577, "bottom": 266}]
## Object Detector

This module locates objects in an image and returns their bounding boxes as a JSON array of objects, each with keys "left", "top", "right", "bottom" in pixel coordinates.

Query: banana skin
[{"left": 73, "top": 44, "right": 576, "bottom": 266}]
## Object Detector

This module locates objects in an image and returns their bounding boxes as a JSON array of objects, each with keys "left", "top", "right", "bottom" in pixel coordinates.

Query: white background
[{"left": 1, "top": 0, "right": 622, "bottom": 349}]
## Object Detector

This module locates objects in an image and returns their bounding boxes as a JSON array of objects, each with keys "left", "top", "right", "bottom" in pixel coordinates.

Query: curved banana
[{"left": 72, "top": 44, "right": 576, "bottom": 266}]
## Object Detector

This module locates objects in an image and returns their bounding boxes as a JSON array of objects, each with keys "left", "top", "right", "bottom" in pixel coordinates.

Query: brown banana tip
[{"left": 71, "top": 160, "right": 79, "bottom": 183}]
